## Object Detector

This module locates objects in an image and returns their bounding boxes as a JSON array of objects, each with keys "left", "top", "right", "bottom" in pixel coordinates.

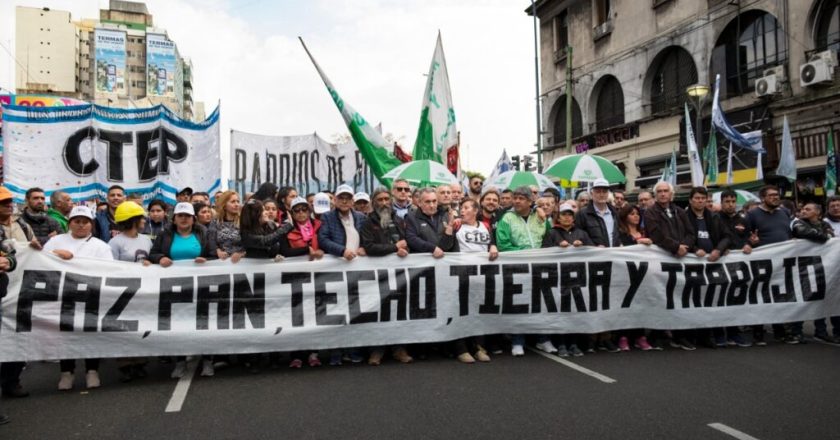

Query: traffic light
[
  {"left": 523, "top": 155, "right": 534, "bottom": 171},
  {"left": 511, "top": 155, "right": 521, "bottom": 171}
]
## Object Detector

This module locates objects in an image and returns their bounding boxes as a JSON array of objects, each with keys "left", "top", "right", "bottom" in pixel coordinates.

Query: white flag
[
  {"left": 684, "top": 104, "right": 705, "bottom": 187},
  {"left": 726, "top": 142, "right": 734, "bottom": 184},
  {"left": 756, "top": 152, "right": 764, "bottom": 180},
  {"left": 412, "top": 32, "right": 458, "bottom": 166},
  {"left": 774, "top": 116, "right": 796, "bottom": 182}
]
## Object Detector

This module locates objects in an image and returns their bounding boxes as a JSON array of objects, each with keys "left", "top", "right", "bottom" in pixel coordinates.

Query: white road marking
[
  {"left": 810, "top": 337, "right": 840, "bottom": 348},
  {"left": 165, "top": 359, "right": 198, "bottom": 413},
  {"left": 527, "top": 347, "right": 617, "bottom": 383},
  {"left": 708, "top": 423, "right": 761, "bottom": 440}
]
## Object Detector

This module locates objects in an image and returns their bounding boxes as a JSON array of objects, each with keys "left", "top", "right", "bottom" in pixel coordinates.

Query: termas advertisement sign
[
  {"left": 146, "top": 33, "right": 177, "bottom": 97},
  {"left": 94, "top": 29, "right": 127, "bottom": 95}
]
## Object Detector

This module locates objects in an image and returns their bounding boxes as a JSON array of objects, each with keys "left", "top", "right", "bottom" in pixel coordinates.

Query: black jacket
[
  {"left": 20, "top": 210, "right": 60, "bottom": 245},
  {"left": 0, "top": 226, "right": 17, "bottom": 299},
  {"left": 687, "top": 208, "right": 733, "bottom": 253},
  {"left": 149, "top": 223, "right": 217, "bottom": 263},
  {"left": 791, "top": 219, "right": 834, "bottom": 243},
  {"left": 542, "top": 223, "right": 593, "bottom": 247},
  {"left": 241, "top": 222, "right": 293, "bottom": 259},
  {"left": 643, "top": 202, "right": 696, "bottom": 255},
  {"left": 360, "top": 209, "right": 406, "bottom": 256},
  {"left": 405, "top": 208, "right": 457, "bottom": 253},
  {"left": 718, "top": 211, "right": 750, "bottom": 249},
  {"left": 574, "top": 203, "right": 620, "bottom": 247}
]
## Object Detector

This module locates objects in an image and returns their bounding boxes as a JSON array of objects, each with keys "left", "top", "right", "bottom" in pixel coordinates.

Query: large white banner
[
  {"left": 1, "top": 103, "right": 221, "bottom": 204},
  {"left": 1, "top": 240, "right": 838, "bottom": 362},
  {"left": 230, "top": 130, "right": 380, "bottom": 196}
]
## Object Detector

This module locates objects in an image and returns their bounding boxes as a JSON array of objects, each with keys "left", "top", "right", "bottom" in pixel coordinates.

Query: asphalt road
[{"left": 2, "top": 336, "right": 839, "bottom": 440}]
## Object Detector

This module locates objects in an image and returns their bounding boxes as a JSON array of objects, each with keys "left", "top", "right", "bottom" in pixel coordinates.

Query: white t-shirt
[
  {"left": 109, "top": 233, "right": 152, "bottom": 262},
  {"left": 456, "top": 222, "right": 491, "bottom": 253},
  {"left": 42, "top": 233, "right": 114, "bottom": 261}
]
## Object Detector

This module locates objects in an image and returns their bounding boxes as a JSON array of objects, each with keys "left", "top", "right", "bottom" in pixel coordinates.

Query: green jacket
[
  {"left": 47, "top": 208, "right": 69, "bottom": 233},
  {"left": 495, "top": 210, "right": 550, "bottom": 251}
]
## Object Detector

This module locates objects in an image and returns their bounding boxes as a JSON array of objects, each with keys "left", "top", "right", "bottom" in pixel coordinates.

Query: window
[
  {"left": 816, "top": 1, "right": 840, "bottom": 54},
  {"left": 554, "top": 10, "right": 569, "bottom": 53},
  {"left": 551, "top": 95, "right": 583, "bottom": 149},
  {"left": 649, "top": 47, "right": 697, "bottom": 114},
  {"left": 594, "top": 0, "right": 611, "bottom": 25},
  {"left": 594, "top": 76, "right": 624, "bottom": 131},
  {"left": 712, "top": 11, "right": 788, "bottom": 96}
]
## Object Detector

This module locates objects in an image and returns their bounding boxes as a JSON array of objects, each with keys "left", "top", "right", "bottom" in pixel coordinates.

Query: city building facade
[
  {"left": 14, "top": 0, "right": 201, "bottom": 120},
  {"left": 529, "top": 0, "right": 840, "bottom": 196}
]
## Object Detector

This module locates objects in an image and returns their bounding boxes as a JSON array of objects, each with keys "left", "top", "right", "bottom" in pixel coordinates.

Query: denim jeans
[{"left": 511, "top": 334, "right": 549, "bottom": 346}]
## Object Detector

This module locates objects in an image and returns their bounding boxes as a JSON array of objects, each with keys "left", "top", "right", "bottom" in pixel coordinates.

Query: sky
[{"left": 0, "top": 0, "right": 540, "bottom": 178}]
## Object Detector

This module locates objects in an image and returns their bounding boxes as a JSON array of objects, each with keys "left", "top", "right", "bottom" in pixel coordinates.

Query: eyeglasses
[
  {"left": 394, "top": 187, "right": 411, "bottom": 192},
  {"left": 292, "top": 206, "right": 309, "bottom": 213}
]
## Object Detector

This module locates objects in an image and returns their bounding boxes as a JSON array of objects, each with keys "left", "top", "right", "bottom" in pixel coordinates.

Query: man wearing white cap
[
  {"left": 353, "top": 192, "right": 372, "bottom": 215},
  {"left": 318, "top": 184, "right": 367, "bottom": 261},
  {"left": 41, "top": 205, "right": 113, "bottom": 391}
]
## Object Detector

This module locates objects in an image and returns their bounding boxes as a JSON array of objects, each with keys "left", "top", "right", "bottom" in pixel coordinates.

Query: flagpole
[{"left": 531, "top": 0, "right": 543, "bottom": 172}]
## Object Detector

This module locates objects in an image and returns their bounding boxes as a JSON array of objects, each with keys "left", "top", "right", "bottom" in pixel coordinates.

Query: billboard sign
[
  {"left": 94, "top": 29, "right": 127, "bottom": 95},
  {"left": 146, "top": 33, "right": 177, "bottom": 97}
]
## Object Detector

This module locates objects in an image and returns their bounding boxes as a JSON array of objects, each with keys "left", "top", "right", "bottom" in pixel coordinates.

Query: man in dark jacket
[
  {"left": 317, "top": 184, "right": 368, "bottom": 260},
  {"left": 645, "top": 181, "right": 697, "bottom": 350},
  {"left": 793, "top": 203, "right": 839, "bottom": 344},
  {"left": 405, "top": 188, "right": 457, "bottom": 257},
  {"left": 95, "top": 185, "right": 125, "bottom": 243},
  {"left": 20, "top": 187, "right": 62, "bottom": 246},
  {"left": 715, "top": 189, "right": 753, "bottom": 347},
  {"left": 575, "top": 179, "right": 620, "bottom": 248},
  {"left": 361, "top": 188, "right": 408, "bottom": 257}
]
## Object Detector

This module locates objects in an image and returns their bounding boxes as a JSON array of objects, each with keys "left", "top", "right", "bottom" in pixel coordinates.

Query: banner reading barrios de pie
[
  {"left": 1, "top": 103, "right": 221, "bottom": 204},
  {"left": 1, "top": 240, "right": 838, "bottom": 362}
]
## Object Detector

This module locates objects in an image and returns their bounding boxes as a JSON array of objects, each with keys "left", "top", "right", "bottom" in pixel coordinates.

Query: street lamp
[{"left": 686, "top": 84, "right": 710, "bottom": 171}]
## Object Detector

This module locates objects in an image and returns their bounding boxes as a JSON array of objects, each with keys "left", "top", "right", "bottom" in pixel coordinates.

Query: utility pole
[
  {"left": 531, "top": 0, "right": 543, "bottom": 172},
  {"left": 565, "top": 46, "right": 574, "bottom": 155}
]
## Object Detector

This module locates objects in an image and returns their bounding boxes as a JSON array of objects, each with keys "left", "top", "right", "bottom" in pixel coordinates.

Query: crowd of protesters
[{"left": 0, "top": 175, "right": 838, "bottom": 425}]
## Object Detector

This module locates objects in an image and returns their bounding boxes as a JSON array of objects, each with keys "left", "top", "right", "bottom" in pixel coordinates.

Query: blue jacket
[
  {"left": 95, "top": 209, "right": 116, "bottom": 243},
  {"left": 317, "top": 209, "right": 367, "bottom": 257}
]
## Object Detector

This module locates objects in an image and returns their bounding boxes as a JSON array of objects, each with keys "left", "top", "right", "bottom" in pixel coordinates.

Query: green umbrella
[
  {"left": 483, "top": 170, "right": 558, "bottom": 192},
  {"left": 382, "top": 160, "right": 458, "bottom": 187},
  {"left": 711, "top": 190, "right": 759, "bottom": 208},
  {"left": 543, "top": 154, "right": 626, "bottom": 183}
]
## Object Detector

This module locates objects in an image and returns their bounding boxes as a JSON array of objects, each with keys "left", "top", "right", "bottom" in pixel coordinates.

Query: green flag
[
  {"left": 412, "top": 33, "right": 458, "bottom": 168},
  {"left": 704, "top": 133, "right": 719, "bottom": 185},
  {"left": 828, "top": 129, "right": 837, "bottom": 197},
  {"left": 299, "top": 38, "right": 402, "bottom": 184}
]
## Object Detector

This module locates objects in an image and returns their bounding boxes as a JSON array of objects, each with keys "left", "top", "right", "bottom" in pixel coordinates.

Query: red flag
[
  {"left": 394, "top": 143, "right": 413, "bottom": 163},
  {"left": 446, "top": 145, "right": 459, "bottom": 175}
]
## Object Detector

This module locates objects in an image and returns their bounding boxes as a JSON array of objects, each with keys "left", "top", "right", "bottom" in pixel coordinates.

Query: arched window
[
  {"left": 594, "top": 75, "right": 624, "bottom": 131},
  {"left": 712, "top": 11, "right": 788, "bottom": 96},
  {"left": 551, "top": 95, "right": 583, "bottom": 149},
  {"left": 649, "top": 47, "right": 697, "bottom": 114},
  {"left": 816, "top": 1, "right": 840, "bottom": 53}
]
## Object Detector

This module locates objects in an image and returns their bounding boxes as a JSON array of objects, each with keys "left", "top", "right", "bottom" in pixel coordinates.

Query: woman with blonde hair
[{"left": 213, "top": 190, "right": 245, "bottom": 262}]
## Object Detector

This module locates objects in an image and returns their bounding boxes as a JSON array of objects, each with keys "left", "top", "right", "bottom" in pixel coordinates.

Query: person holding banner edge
[
  {"left": 214, "top": 191, "right": 246, "bottom": 263},
  {"left": 0, "top": 193, "right": 19, "bottom": 422},
  {"left": 42, "top": 205, "right": 113, "bottom": 390}
]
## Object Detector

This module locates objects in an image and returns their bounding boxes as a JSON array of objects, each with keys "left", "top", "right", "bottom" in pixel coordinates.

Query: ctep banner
[
  {"left": 1, "top": 103, "right": 221, "bottom": 204},
  {"left": 1, "top": 239, "right": 838, "bottom": 362},
  {"left": 230, "top": 129, "right": 381, "bottom": 196}
]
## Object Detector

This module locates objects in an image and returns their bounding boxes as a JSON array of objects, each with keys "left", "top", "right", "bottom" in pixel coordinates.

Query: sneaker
[
  {"left": 474, "top": 349, "right": 491, "bottom": 362},
  {"left": 568, "top": 344, "right": 584, "bottom": 357},
  {"left": 349, "top": 350, "right": 364, "bottom": 364},
  {"left": 200, "top": 359, "right": 215, "bottom": 377},
  {"left": 308, "top": 353, "right": 322, "bottom": 367},
  {"left": 329, "top": 352, "right": 342, "bottom": 366},
  {"left": 618, "top": 336, "right": 630, "bottom": 352},
  {"left": 288, "top": 359, "right": 303, "bottom": 369},
  {"left": 634, "top": 336, "right": 653, "bottom": 351},
  {"left": 556, "top": 345, "right": 569, "bottom": 357},
  {"left": 85, "top": 370, "right": 100, "bottom": 389},
  {"left": 171, "top": 361, "right": 187, "bottom": 379},
  {"left": 457, "top": 352, "right": 476, "bottom": 364},
  {"left": 599, "top": 340, "right": 621, "bottom": 353},
  {"left": 730, "top": 334, "right": 752, "bottom": 348},
  {"left": 784, "top": 335, "right": 802, "bottom": 345},
  {"left": 511, "top": 344, "right": 525, "bottom": 357},
  {"left": 392, "top": 348, "right": 413, "bottom": 364},
  {"left": 535, "top": 340, "right": 559, "bottom": 354},
  {"left": 814, "top": 334, "right": 839, "bottom": 344},
  {"left": 754, "top": 332, "right": 767, "bottom": 346},
  {"left": 368, "top": 351, "right": 384, "bottom": 366},
  {"left": 585, "top": 345, "right": 596, "bottom": 354},
  {"left": 714, "top": 336, "right": 727, "bottom": 348},
  {"left": 58, "top": 372, "right": 74, "bottom": 391},
  {"left": 0, "top": 413, "right": 9, "bottom": 425},
  {"left": 649, "top": 338, "right": 664, "bottom": 351},
  {"left": 675, "top": 338, "right": 696, "bottom": 351}
]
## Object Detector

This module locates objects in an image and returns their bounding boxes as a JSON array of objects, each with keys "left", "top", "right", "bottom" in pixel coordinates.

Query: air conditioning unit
[
  {"left": 800, "top": 50, "right": 838, "bottom": 87},
  {"left": 755, "top": 65, "right": 785, "bottom": 97}
]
